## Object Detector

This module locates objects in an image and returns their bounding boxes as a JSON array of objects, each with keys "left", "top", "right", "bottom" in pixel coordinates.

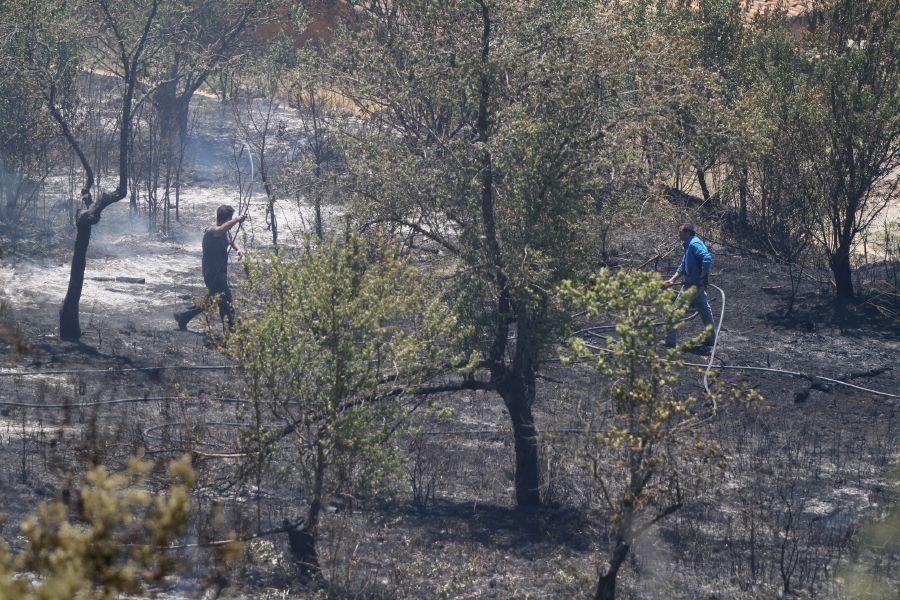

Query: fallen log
[
  {"left": 794, "top": 364, "right": 892, "bottom": 403},
  {"left": 89, "top": 276, "right": 145, "bottom": 284}
]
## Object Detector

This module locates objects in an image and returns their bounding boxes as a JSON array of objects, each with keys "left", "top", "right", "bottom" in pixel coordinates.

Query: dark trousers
[{"left": 180, "top": 275, "right": 234, "bottom": 329}]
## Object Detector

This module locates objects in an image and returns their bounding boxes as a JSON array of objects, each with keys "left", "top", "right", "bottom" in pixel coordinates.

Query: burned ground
[
  {"left": 0, "top": 91, "right": 898, "bottom": 599},
  {"left": 2, "top": 225, "right": 897, "bottom": 598}
]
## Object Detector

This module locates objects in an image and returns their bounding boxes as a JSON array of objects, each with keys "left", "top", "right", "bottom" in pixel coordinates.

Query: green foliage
[
  {"left": 0, "top": 1, "right": 57, "bottom": 226},
  {"left": 232, "top": 234, "right": 457, "bottom": 412},
  {"left": 729, "top": 13, "right": 819, "bottom": 256},
  {"left": 559, "top": 269, "right": 723, "bottom": 474},
  {"left": 0, "top": 455, "right": 196, "bottom": 600},
  {"left": 836, "top": 465, "right": 900, "bottom": 599},
  {"left": 1, "top": 0, "right": 83, "bottom": 80},
  {"left": 226, "top": 234, "right": 460, "bottom": 547},
  {"left": 0, "top": 0, "right": 82, "bottom": 137},
  {"left": 695, "top": 0, "right": 744, "bottom": 74},
  {"left": 802, "top": 0, "right": 900, "bottom": 238},
  {"left": 744, "top": 0, "right": 900, "bottom": 304},
  {"left": 322, "top": 1, "right": 634, "bottom": 507},
  {"left": 605, "top": 1, "right": 751, "bottom": 206},
  {"left": 559, "top": 269, "right": 757, "bottom": 597},
  {"left": 328, "top": 0, "right": 620, "bottom": 362}
]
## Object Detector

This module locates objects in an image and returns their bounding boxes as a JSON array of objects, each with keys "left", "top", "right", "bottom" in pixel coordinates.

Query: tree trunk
[
  {"left": 785, "top": 262, "right": 798, "bottom": 318},
  {"left": 163, "top": 162, "right": 172, "bottom": 234},
  {"left": 287, "top": 525, "right": 319, "bottom": 581},
  {"left": 59, "top": 218, "right": 93, "bottom": 340},
  {"left": 173, "top": 97, "right": 189, "bottom": 224},
  {"left": 129, "top": 181, "right": 138, "bottom": 215},
  {"left": 500, "top": 377, "right": 541, "bottom": 508},
  {"left": 696, "top": 165, "right": 711, "bottom": 203},
  {"left": 3, "top": 176, "right": 19, "bottom": 222},
  {"left": 151, "top": 83, "right": 191, "bottom": 228},
  {"left": 263, "top": 174, "right": 277, "bottom": 247},
  {"left": 50, "top": 0, "right": 156, "bottom": 341},
  {"left": 314, "top": 162, "right": 323, "bottom": 240},
  {"left": 595, "top": 536, "right": 630, "bottom": 600},
  {"left": 829, "top": 241, "right": 854, "bottom": 312},
  {"left": 288, "top": 443, "right": 325, "bottom": 578},
  {"left": 738, "top": 165, "right": 748, "bottom": 225},
  {"left": 473, "top": 0, "right": 542, "bottom": 509},
  {"left": 151, "top": 80, "right": 178, "bottom": 151}
]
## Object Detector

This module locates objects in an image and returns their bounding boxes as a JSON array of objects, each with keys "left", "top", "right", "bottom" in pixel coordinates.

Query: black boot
[{"left": 174, "top": 311, "right": 190, "bottom": 331}]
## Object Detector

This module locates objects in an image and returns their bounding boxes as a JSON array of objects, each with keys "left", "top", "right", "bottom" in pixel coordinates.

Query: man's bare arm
[
  {"left": 210, "top": 214, "right": 247, "bottom": 237},
  {"left": 229, "top": 234, "right": 243, "bottom": 259}
]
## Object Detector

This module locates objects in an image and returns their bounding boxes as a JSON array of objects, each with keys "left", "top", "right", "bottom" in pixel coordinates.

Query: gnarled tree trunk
[
  {"left": 52, "top": 0, "right": 159, "bottom": 340},
  {"left": 696, "top": 165, "right": 711, "bottom": 204},
  {"left": 829, "top": 240, "right": 855, "bottom": 314},
  {"left": 287, "top": 442, "right": 326, "bottom": 580},
  {"left": 58, "top": 220, "right": 92, "bottom": 340},
  {"left": 474, "top": 0, "right": 542, "bottom": 508},
  {"left": 151, "top": 79, "right": 192, "bottom": 230},
  {"left": 595, "top": 535, "right": 630, "bottom": 600},
  {"left": 501, "top": 381, "right": 541, "bottom": 507}
]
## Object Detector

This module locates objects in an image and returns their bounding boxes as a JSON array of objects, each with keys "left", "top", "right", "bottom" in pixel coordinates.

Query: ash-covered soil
[{"left": 0, "top": 92, "right": 897, "bottom": 599}]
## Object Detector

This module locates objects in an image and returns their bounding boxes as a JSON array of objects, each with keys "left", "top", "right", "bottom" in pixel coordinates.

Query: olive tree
[
  {"left": 0, "top": 10, "right": 55, "bottom": 241},
  {"left": 325, "top": 0, "right": 633, "bottom": 508},
  {"left": 737, "top": 11, "right": 820, "bottom": 316},
  {"left": 801, "top": 0, "right": 900, "bottom": 312},
  {"left": 725, "top": 0, "right": 900, "bottom": 315},
  {"left": 622, "top": 0, "right": 756, "bottom": 210},
  {"left": 144, "top": 0, "right": 268, "bottom": 230},
  {"left": 7, "top": 0, "right": 162, "bottom": 340}
]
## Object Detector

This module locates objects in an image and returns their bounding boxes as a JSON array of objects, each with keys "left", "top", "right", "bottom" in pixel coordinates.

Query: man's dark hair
[
  {"left": 216, "top": 205, "right": 235, "bottom": 224},
  {"left": 679, "top": 223, "right": 695, "bottom": 236}
]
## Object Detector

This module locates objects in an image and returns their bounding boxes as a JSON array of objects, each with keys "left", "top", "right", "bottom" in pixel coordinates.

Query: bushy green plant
[
  {"left": 226, "top": 234, "right": 459, "bottom": 572},
  {"left": 559, "top": 269, "right": 757, "bottom": 600},
  {"left": 836, "top": 464, "right": 900, "bottom": 599},
  {"left": 0, "top": 454, "right": 196, "bottom": 600}
]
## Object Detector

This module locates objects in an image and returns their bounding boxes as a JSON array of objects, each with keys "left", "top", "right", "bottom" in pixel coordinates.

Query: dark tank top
[{"left": 201, "top": 228, "right": 229, "bottom": 282}]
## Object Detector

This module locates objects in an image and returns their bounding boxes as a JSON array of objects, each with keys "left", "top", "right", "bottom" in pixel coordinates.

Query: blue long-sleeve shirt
[{"left": 677, "top": 235, "right": 712, "bottom": 286}]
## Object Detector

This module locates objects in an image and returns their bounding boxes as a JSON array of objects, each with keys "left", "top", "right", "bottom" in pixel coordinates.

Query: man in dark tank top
[{"left": 175, "top": 205, "right": 247, "bottom": 331}]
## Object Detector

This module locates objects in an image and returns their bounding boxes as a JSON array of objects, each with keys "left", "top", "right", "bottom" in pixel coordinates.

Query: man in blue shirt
[{"left": 665, "top": 223, "right": 715, "bottom": 350}]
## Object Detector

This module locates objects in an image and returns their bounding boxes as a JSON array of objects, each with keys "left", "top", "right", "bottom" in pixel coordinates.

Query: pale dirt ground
[
  {"left": 0, "top": 185, "right": 329, "bottom": 328},
  {"left": 1, "top": 92, "right": 336, "bottom": 334}
]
